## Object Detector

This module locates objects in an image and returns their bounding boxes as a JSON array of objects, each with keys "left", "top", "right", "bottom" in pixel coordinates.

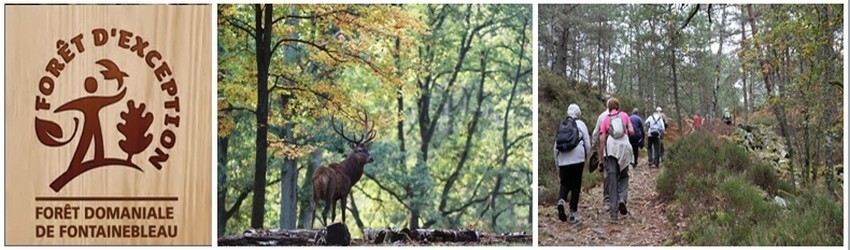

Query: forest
[
  {"left": 538, "top": 4, "right": 843, "bottom": 246},
  {"left": 217, "top": 4, "right": 532, "bottom": 245}
]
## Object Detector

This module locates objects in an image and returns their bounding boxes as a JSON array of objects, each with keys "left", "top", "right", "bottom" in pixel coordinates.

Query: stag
[{"left": 311, "top": 112, "right": 376, "bottom": 228}]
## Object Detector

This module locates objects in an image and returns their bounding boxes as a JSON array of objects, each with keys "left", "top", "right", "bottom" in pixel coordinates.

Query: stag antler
[
  {"left": 330, "top": 115, "right": 359, "bottom": 144},
  {"left": 330, "top": 110, "right": 376, "bottom": 145},
  {"left": 357, "top": 111, "right": 376, "bottom": 144}
]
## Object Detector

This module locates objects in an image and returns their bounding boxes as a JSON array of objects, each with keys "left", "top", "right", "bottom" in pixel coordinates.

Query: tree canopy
[{"left": 218, "top": 4, "right": 532, "bottom": 237}]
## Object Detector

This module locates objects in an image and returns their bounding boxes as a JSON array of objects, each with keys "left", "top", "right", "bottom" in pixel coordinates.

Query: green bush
[{"left": 659, "top": 130, "right": 843, "bottom": 246}]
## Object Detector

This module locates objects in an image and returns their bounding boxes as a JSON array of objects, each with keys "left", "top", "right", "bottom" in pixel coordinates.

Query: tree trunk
[
  {"left": 712, "top": 6, "right": 727, "bottom": 119},
  {"left": 746, "top": 4, "right": 796, "bottom": 188},
  {"left": 217, "top": 135, "right": 230, "bottom": 237},
  {"left": 251, "top": 3, "right": 274, "bottom": 229},
  {"left": 298, "top": 149, "right": 321, "bottom": 229},
  {"left": 669, "top": 5, "right": 683, "bottom": 131},
  {"left": 410, "top": 209, "right": 421, "bottom": 230},
  {"left": 740, "top": 15, "right": 749, "bottom": 122},
  {"left": 278, "top": 113, "right": 297, "bottom": 230}
]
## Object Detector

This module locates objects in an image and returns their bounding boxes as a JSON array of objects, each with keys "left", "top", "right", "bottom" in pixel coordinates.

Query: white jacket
[{"left": 554, "top": 119, "right": 591, "bottom": 167}]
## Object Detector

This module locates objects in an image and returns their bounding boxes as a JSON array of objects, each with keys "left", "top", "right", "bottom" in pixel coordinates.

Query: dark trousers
[
  {"left": 648, "top": 135, "right": 661, "bottom": 166},
  {"left": 558, "top": 162, "right": 584, "bottom": 212},
  {"left": 605, "top": 156, "right": 629, "bottom": 216}
]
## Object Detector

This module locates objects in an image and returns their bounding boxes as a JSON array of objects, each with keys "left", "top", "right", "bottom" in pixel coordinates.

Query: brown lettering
[
  {"left": 69, "top": 33, "right": 85, "bottom": 53},
  {"left": 39, "top": 76, "right": 54, "bottom": 95},
  {"left": 154, "top": 62, "right": 171, "bottom": 82},
  {"left": 160, "top": 129, "right": 175, "bottom": 148},
  {"left": 117, "top": 30, "right": 132, "bottom": 49},
  {"left": 131, "top": 36, "right": 149, "bottom": 58},
  {"left": 148, "top": 148, "right": 169, "bottom": 170},
  {"left": 160, "top": 78, "right": 177, "bottom": 96},
  {"left": 164, "top": 113, "right": 180, "bottom": 127},
  {"left": 56, "top": 40, "right": 74, "bottom": 63},
  {"left": 91, "top": 28, "right": 108, "bottom": 46},
  {"left": 45, "top": 58, "right": 64, "bottom": 78},
  {"left": 36, "top": 96, "right": 50, "bottom": 110},
  {"left": 145, "top": 50, "right": 161, "bottom": 68}
]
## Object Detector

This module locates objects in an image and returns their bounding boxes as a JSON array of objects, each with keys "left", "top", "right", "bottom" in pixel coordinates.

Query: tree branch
[
  {"left": 225, "top": 16, "right": 257, "bottom": 40},
  {"left": 363, "top": 172, "right": 411, "bottom": 210},
  {"left": 222, "top": 178, "right": 282, "bottom": 223},
  {"left": 679, "top": 4, "right": 701, "bottom": 32}
]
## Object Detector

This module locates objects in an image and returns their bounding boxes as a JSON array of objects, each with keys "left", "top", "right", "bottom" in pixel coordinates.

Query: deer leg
[
  {"left": 321, "top": 199, "right": 330, "bottom": 227},
  {"left": 330, "top": 198, "right": 337, "bottom": 223},
  {"left": 341, "top": 196, "right": 347, "bottom": 224}
]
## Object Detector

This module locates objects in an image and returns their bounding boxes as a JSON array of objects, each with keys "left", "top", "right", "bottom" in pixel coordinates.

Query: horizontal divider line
[{"left": 35, "top": 196, "right": 178, "bottom": 201}]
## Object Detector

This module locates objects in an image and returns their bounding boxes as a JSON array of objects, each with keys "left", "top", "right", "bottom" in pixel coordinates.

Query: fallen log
[
  {"left": 316, "top": 222, "right": 351, "bottom": 246},
  {"left": 217, "top": 228, "right": 315, "bottom": 246},
  {"left": 218, "top": 223, "right": 351, "bottom": 246},
  {"left": 219, "top": 226, "right": 531, "bottom": 246},
  {"left": 366, "top": 228, "right": 480, "bottom": 244},
  {"left": 488, "top": 232, "right": 532, "bottom": 244}
]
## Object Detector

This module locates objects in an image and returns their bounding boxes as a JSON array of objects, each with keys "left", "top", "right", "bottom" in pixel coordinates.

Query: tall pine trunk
[{"left": 251, "top": 4, "right": 274, "bottom": 229}]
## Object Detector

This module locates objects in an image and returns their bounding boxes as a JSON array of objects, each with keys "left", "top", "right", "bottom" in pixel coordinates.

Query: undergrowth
[{"left": 658, "top": 131, "right": 842, "bottom": 246}]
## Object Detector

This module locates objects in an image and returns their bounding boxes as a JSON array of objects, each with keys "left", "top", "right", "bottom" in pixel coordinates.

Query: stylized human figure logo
[{"left": 35, "top": 59, "right": 154, "bottom": 192}]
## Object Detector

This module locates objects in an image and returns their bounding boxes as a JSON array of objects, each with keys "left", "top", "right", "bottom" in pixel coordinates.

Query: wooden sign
[{"left": 5, "top": 5, "right": 211, "bottom": 245}]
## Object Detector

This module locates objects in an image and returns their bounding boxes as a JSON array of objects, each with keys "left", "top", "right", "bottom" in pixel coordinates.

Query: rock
[{"left": 773, "top": 196, "right": 788, "bottom": 208}]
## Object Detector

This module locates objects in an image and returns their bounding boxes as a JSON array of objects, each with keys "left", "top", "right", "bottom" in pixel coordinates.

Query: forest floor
[{"left": 538, "top": 158, "right": 686, "bottom": 246}]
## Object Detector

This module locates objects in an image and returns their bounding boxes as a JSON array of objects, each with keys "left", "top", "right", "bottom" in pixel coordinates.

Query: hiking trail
[{"left": 538, "top": 158, "right": 685, "bottom": 246}]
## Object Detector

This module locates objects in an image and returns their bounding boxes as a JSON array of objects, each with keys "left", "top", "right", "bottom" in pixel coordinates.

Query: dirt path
[{"left": 538, "top": 159, "right": 683, "bottom": 246}]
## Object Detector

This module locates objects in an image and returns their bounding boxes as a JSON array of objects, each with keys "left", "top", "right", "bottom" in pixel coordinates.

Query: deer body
[{"left": 311, "top": 113, "right": 375, "bottom": 228}]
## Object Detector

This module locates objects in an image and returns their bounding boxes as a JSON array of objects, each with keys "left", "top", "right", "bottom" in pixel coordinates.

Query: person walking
[
  {"left": 723, "top": 108, "right": 732, "bottom": 125},
  {"left": 628, "top": 108, "right": 644, "bottom": 168},
  {"left": 645, "top": 107, "right": 666, "bottom": 168},
  {"left": 692, "top": 114, "right": 702, "bottom": 132},
  {"left": 553, "top": 104, "right": 591, "bottom": 225},
  {"left": 597, "top": 98, "right": 634, "bottom": 220},
  {"left": 591, "top": 104, "right": 610, "bottom": 204}
]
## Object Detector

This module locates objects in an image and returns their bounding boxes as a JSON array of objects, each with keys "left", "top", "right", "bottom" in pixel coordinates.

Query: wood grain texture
[{"left": 5, "top": 5, "right": 211, "bottom": 245}]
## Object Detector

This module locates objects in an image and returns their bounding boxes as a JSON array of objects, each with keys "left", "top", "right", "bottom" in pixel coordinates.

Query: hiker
[
  {"left": 645, "top": 107, "right": 665, "bottom": 168},
  {"left": 692, "top": 114, "right": 702, "bottom": 132},
  {"left": 553, "top": 104, "right": 591, "bottom": 224},
  {"left": 659, "top": 108, "right": 668, "bottom": 160},
  {"left": 628, "top": 108, "right": 644, "bottom": 168},
  {"left": 590, "top": 104, "right": 610, "bottom": 204},
  {"left": 597, "top": 98, "right": 634, "bottom": 220},
  {"left": 723, "top": 108, "right": 732, "bottom": 125}
]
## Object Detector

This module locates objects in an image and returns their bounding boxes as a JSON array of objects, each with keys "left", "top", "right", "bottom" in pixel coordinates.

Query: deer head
[{"left": 330, "top": 111, "right": 376, "bottom": 165}]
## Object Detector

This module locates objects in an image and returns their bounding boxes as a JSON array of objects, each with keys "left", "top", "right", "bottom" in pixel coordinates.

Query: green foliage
[
  {"left": 660, "top": 131, "right": 842, "bottom": 246},
  {"left": 219, "top": 4, "right": 532, "bottom": 237}
]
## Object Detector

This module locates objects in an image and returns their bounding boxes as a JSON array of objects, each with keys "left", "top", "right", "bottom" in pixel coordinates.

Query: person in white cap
[
  {"left": 645, "top": 107, "right": 666, "bottom": 168},
  {"left": 553, "top": 104, "right": 591, "bottom": 225}
]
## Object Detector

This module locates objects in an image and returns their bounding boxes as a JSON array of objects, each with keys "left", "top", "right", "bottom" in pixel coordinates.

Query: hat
[
  {"left": 632, "top": 108, "right": 639, "bottom": 114},
  {"left": 567, "top": 104, "right": 581, "bottom": 118},
  {"left": 656, "top": 107, "right": 662, "bottom": 112}
]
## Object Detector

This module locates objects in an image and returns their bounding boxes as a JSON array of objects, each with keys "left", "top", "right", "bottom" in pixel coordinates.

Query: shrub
[{"left": 660, "top": 130, "right": 843, "bottom": 246}]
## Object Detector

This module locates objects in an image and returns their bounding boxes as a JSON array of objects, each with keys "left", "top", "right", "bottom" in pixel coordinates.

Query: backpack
[
  {"left": 555, "top": 117, "right": 582, "bottom": 152},
  {"left": 629, "top": 115, "right": 644, "bottom": 144},
  {"left": 648, "top": 115, "right": 663, "bottom": 136},
  {"left": 607, "top": 112, "right": 626, "bottom": 139}
]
